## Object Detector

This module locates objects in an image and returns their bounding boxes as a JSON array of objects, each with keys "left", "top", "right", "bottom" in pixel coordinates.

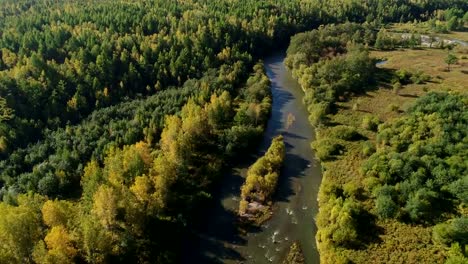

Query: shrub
[
  {"left": 395, "top": 69, "right": 411, "bottom": 84},
  {"left": 361, "top": 115, "right": 380, "bottom": 131},
  {"left": 375, "top": 195, "right": 398, "bottom": 219},
  {"left": 410, "top": 71, "right": 431, "bottom": 84},
  {"left": 361, "top": 141, "right": 376, "bottom": 157},
  {"left": 329, "top": 125, "right": 360, "bottom": 141},
  {"left": 392, "top": 82, "right": 402, "bottom": 94},
  {"left": 319, "top": 178, "right": 343, "bottom": 201},
  {"left": 352, "top": 102, "right": 359, "bottom": 111},
  {"left": 312, "top": 139, "right": 343, "bottom": 161},
  {"left": 445, "top": 243, "right": 468, "bottom": 264},
  {"left": 387, "top": 103, "right": 399, "bottom": 112},
  {"left": 404, "top": 188, "right": 437, "bottom": 222},
  {"left": 363, "top": 177, "right": 382, "bottom": 192},
  {"left": 343, "top": 182, "right": 360, "bottom": 198},
  {"left": 433, "top": 217, "right": 468, "bottom": 245},
  {"left": 308, "top": 102, "right": 329, "bottom": 126},
  {"left": 282, "top": 242, "right": 305, "bottom": 264}
]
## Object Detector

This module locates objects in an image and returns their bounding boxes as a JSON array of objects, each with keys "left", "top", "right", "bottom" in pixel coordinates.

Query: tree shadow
[
  {"left": 398, "top": 93, "right": 419, "bottom": 98},
  {"left": 182, "top": 206, "right": 248, "bottom": 263},
  {"left": 375, "top": 67, "right": 397, "bottom": 90},
  {"left": 282, "top": 131, "right": 307, "bottom": 140},
  {"left": 355, "top": 210, "right": 384, "bottom": 248},
  {"left": 274, "top": 150, "right": 312, "bottom": 203}
]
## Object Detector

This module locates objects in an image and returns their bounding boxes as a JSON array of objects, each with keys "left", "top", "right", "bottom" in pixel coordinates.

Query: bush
[
  {"left": 394, "top": 69, "right": 412, "bottom": 84},
  {"left": 363, "top": 177, "right": 382, "bottom": 192},
  {"left": 331, "top": 198, "right": 362, "bottom": 247},
  {"left": 308, "top": 102, "right": 329, "bottom": 126},
  {"left": 387, "top": 103, "right": 399, "bottom": 112},
  {"left": 38, "top": 174, "right": 59, "bottom": 196},
  {"left": 329, "top": 125, "right": 360, "bottom": 141},
  {"left": 445, "top": 243, "right": 468, "bottom": 264},
  {"left": 312, "top": 139, "right": 343, "bottom": 161},
  {"left": 361, "top": 115, "right": 380, "bottom": 131},
  {"left": 223, "top": 125, "right": 262, "bottom": 157},
  {"left": 404, "top": 188, "right": 437, "bottom": 222},
  {"left": 392, "top": 82, "right": 402, "bottom": 94},
  {"left": 433, "top": 222, "right": 454, "bottom": 245},
  {"left": 319, "top": 178, "right": 343, "bottom": 201},
  {"left": 410, "top": 71, "right": 431, "bottom": 84},
  {"left": 343, "top": 182, "right": 360, "bottom": 198},
  {"left": 375, "top": 195, "right": 398, "bottom": 219},
  {"left": 433, "top": 217, "right": 468, "bottom": 245},
  {"left": 282, "top": 242, "right": 305, "bottom": 264},
  {"left": 361, "top": 141, "right": 376, "bottom": 157}
]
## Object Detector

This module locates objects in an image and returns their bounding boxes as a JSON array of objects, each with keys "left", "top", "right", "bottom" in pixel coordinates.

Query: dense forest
[{"left": 0, "top": 0, "right": 467, "bottom": 263}]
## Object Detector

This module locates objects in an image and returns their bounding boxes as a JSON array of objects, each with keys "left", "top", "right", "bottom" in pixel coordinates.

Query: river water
[{"left": 184, "top": 53, "right": 322, "bottom": 264}]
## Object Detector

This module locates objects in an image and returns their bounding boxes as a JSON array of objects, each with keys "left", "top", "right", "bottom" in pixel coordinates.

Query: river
[{"left": 184, "top": 53, "right": 322, "bottom": 264}]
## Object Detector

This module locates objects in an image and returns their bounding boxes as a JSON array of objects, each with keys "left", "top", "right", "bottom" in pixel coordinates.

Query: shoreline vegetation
[
  {"left": 283, "top": 242, "right": 306, "bottom": 264},
  {"left": 0, "top": 0, "right": 467, "bottom": 263},
  {"left": 239, "top": 135, "right": 286, "bottom": 225},
  {"left": 286, "top": 21, "right": 467, "bottom": 264}
]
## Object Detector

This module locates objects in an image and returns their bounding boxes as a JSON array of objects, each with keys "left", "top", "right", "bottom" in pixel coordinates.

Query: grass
[
  {"left": 371, "top": 48, "right": 467, "bottom": 92},
  {"left": 389, "top": 22, "right": 468, "bottom": 42},
  {"left": 316, "top": 31, "right": 468, "bottom": 263}
]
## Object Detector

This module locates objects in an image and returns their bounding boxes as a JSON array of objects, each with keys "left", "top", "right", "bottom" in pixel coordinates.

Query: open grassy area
[
  {"left": 316, "top": 33, "right": 468, "bottom": 263},
  {"left": 366, "top": 47, "right": 467, "bottom": 119},
  {"left": 389, "top": 22, "right": 468, "bottom": 42},
  {"left": 372, "top": 48, "right": 467, "bottom": 90}
]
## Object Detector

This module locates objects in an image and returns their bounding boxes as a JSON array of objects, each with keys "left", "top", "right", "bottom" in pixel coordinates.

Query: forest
[{"left": 0, "top": 0, "right": 467, "bottom": 263}]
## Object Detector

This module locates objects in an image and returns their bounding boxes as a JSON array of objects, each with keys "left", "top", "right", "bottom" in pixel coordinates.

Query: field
[
  {"left": 389, "top": 22, "right": 468, "bottom": 42},
  {"left": 368, "top": 47, "right": 467, "bottom": 116}
]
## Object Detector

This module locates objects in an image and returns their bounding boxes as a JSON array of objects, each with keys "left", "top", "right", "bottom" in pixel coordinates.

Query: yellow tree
[
  {"left": 0, "top": 194, "right": 44, "bottom": 263},
  {"left": 33, "top": 226, "right": 77, "bottom": 264},
  {"left": 41, "top": 200, "right": 74, "bottom": 227},
  {"left": 105, "top": 142, "right": 152, "bottom": 187},
  {"left": 79, "top": 214, "right": 114, "bottom": 263},
  {"left": 92, "top": 185, "right": 118, "bottom": 229},
  {"left": 81, "top": 160, "right": 103, "bottom": 205}
]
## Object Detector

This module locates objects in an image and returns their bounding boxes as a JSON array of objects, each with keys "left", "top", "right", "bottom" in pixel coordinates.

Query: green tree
[
  {"left": 375, "top": 195, "right": 398, "bottom": 219},
  {"left": 445, "top": 53, "right": 458, "bottom": 72}
]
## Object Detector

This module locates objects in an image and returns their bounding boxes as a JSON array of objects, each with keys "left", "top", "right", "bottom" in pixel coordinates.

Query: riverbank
[{"left": 184, "top": 53, "right": 322, "bottom": 264}]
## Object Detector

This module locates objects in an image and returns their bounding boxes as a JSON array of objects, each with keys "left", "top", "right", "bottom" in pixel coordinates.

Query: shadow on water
[
  {"left": 282, "top": 131, "right": 307, "bottom": 140},
  {"left": 275, "top": 152, "right": 311, "bottom": 203},
  {"left": 183, "top": 167, "right": 252, "bottom": 263}
]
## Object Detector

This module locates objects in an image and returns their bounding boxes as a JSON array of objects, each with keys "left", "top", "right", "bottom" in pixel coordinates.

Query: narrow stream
[{"left": 185, "top": 53, "right": 322, "bottom": 264}]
